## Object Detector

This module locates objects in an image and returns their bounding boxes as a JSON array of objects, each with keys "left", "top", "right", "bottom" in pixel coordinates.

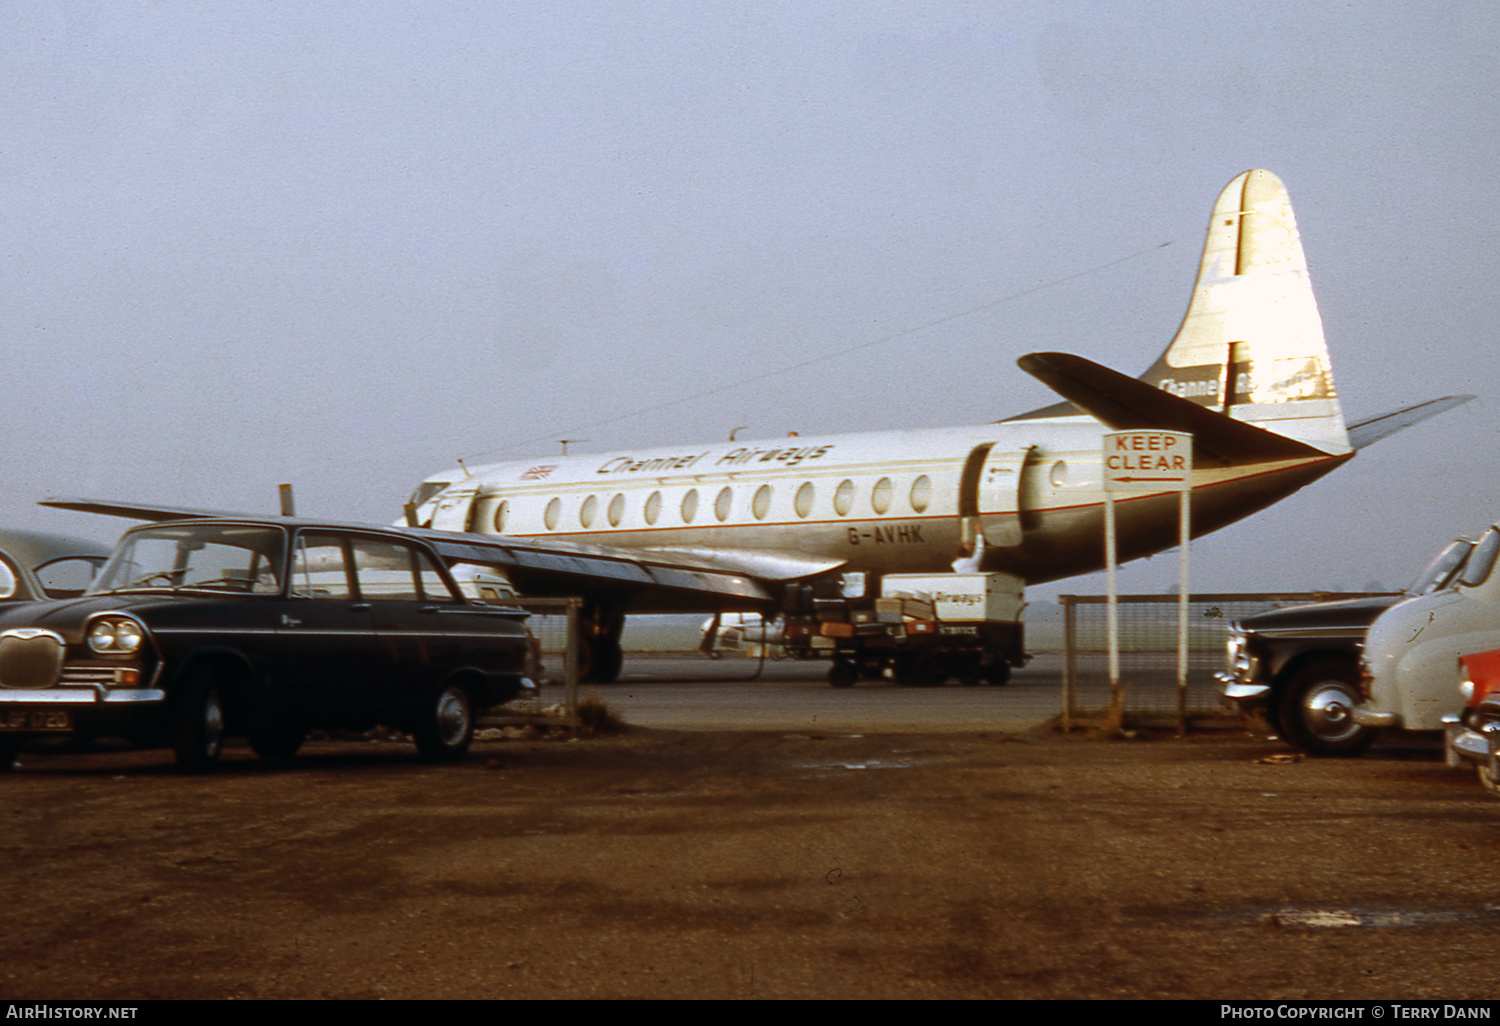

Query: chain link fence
[{"left": 1057, "top": 592, "right": 1394, "bottom": 730}]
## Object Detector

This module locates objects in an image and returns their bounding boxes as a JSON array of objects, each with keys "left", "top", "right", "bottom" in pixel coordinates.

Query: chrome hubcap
[
  {"left": 1304, "top": 683, "right": 1359, "bottom": 742},
  {"left": 436, "top": 690, "right": 469, "bottom": 745}
]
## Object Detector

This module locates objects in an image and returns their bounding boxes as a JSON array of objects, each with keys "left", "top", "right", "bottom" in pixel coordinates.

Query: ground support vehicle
[
  {"left": 0, "top": 517, "right": 534, "bottom": 772},
  {"left": 782, "top": 572, "right": 1024, "bottom": 688},
  {"left": 1218, "top": 538, "right": 1472, "bottom": 756}
]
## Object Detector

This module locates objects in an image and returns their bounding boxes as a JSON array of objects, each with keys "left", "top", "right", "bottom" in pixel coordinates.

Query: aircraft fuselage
[{"left": 413, "top": 418, "right": 1350, "bottom": 590}]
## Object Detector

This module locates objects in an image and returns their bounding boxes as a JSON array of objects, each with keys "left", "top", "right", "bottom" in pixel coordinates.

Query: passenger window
[
  {"left": 291, "top": 534, "right": 354, "bottom": 599},
  {"left": 644, "top": 491, "right": 662, "bottom": 525},
  {"left": 795, "top": 482, "right": 814, "bottom": 518},
  {"left": 544, "top": 498, "right": 561, "bottom": 531},
  {"left": 834, "top": 480, "right": 855, "bottom": 517},
  {"left": 871, "top": 478, "right": 893, "bottom": 515},
  {"left": 608, "top": 493, "right": 625, "bottom": 527},
  {"left": 415, "top": 551, "right": 459, "bottom": 603},
  {"left": 910, "top": 475, "right": 932, "bottom": 513},
  {"left": 752, "top": 485, "right": 772, "bottom": 521},
  {"left": 715, "top": 486, "right": 733, "bottom": 522},
  {"left": 492, "top": 500, "right": 509, "bottom": 534},
  {"left": 580, "top": 495, "right": 598, "bottom": 529},
  {"left": 682, "top": 489, "right": 699, "bottom": 523}
]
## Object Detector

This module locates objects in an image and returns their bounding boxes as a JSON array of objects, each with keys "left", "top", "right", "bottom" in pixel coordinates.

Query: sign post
[{"left": 1102, "top": 430, "right": 1193, "bottom": 732}]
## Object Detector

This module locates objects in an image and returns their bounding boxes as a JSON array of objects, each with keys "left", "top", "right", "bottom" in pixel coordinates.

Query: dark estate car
[
  {"left": 1218, "top": 538, "right": 1474, "bottom": 756},
  {"left": 0, "top": 518, "right": 534, "bottom": 772}
]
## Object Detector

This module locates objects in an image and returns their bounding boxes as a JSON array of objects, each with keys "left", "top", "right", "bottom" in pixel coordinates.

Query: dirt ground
[{"left": 2, "top": 724, "right": 1498, "bottom": 1000}]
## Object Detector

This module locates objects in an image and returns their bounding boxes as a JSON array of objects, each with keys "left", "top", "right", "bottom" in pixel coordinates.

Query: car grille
[{"left": 0, "top": 630, "right": 66, "bottom": 689}]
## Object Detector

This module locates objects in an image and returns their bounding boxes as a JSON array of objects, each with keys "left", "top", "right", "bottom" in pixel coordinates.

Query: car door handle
[{"left": 347, "top": 602, "right": 371, "bottom": 611}]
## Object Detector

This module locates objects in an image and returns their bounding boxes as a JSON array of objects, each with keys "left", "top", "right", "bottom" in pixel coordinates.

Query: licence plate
[{"left": 0, "top": 708, "right": 72, "bottom": 731}]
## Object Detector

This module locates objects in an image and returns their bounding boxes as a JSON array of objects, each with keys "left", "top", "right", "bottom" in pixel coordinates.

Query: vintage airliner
[{"left": 48, "top": 171, "right": 1470, "bottom": 682}]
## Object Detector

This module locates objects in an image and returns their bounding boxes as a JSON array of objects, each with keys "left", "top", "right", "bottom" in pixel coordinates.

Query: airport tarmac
[{"left": 4, "top": 655, "right": 1494, "bottom": 1000}]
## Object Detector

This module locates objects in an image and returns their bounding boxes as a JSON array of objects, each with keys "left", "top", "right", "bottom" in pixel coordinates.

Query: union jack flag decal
[{"left": 522, "top": 465, "right": 558, "bottom": 480}]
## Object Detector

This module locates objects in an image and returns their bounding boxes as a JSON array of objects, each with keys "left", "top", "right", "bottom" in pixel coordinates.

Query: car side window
[
  {"left": 350, "top": 539, "right": 459, "bottom": 603},
  {"left": 350, "top": 539, "right": 421, "bottom": 601},
  {"left": 290, "top": 534, "right": 354, "bottom": 599},
  {"left": 33, "top": 556, "right": 105, "bottom": 599},
  {"left": 414, "top": 550, "right": 460, "bottom": 603},
  {"left": 0, "top": 558, "right": 15, "bottom": 600}
]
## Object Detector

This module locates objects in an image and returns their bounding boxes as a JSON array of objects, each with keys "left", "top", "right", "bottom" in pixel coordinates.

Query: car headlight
[{"left": 87, "top": 616, "right": 146, "bottom": 654}]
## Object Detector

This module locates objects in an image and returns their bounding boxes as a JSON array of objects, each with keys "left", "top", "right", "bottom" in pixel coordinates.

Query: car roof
[{"left": 0, "top": 528, "right": 111, "bottom": 570}]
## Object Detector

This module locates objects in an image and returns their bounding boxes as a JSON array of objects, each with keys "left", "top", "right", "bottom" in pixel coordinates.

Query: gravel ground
[{"left": 1, "top": 725, "right": 1496, "bottom": 1000}]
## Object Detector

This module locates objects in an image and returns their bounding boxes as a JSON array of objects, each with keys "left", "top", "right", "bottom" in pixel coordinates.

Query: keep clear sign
[
  {"left": 1104, "top": 429, "right": 1192, "bottom": 491},
  {"left": 1101, "top": 430, "right": 1194, "bottom": 733}
]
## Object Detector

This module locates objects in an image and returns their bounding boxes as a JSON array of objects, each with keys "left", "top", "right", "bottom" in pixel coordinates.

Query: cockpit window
[
  {"left": 1409, "top": 539, "right": 1474, "bottom": 595},
  {"left": 1458, "top": 528, "right": 1500, "bottom": 589},
  {"left": 411, "top": 481, "right": 449, "bottom": 507}
]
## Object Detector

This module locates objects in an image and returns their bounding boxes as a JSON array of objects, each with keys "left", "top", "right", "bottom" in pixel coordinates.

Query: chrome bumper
[
  {"left": 1216, "top": 671, "right": 1270, "bottom": 708},
  {"left": 0, "top": 688, "right": 166, "bottom": 705},
  {"left": 1352, "top": 703, "right": 1399, "bottom": 728},
  {"left": 1445, "top": 713, "right": 1500, "bottom": 768}
]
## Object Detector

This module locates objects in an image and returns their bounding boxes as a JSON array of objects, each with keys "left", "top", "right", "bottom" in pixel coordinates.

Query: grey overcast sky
[{"left": 3, "top": 1, "right": 1497, "bottom": 597}]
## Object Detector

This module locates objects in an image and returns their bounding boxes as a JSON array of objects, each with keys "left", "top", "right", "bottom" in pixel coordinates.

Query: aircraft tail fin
[{"left": 1138, "top": 168, "right": 1350, "bottom": 454}]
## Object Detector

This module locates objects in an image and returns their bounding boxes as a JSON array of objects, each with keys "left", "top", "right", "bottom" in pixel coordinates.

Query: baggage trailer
[{"left": 782, "top": 572, "right": 1026, "bottom": 687}]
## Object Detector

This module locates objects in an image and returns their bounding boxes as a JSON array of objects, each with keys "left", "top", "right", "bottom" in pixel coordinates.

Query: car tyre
[
  {"left": 414, "top": 683, "right": 474, "bottom": 763},
  {"left": 248, "top": 721, "right": 304, "bottom": 762},
  {"left": 1277, "top": 658, "right": 1376, "bottom": 757},
  {"left": 173, "top": 669, "right": 226, "bottom": 774},
  {"left": 827, "top": 660, "right": 857, "bottom": 688}
]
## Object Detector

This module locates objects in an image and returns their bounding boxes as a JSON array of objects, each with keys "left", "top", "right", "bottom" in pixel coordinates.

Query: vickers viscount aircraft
[{"left": 48, "top": 171, "right": 1471, "bottom": 683}]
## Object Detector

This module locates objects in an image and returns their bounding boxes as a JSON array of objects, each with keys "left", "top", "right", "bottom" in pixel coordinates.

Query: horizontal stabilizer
[
  {"left": 1017, "top": 351, "right": 1332, "bottom": 464},
  {"left": 1346, "top": 394, "right": 1476, "bottom": 449}
]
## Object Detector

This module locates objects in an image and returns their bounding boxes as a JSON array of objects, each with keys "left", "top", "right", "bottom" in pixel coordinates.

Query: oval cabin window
[
  {"left": 752, "top": 485, "right": 772, "bottom": 521},
  {"left": 608, "top": 493, "right": 625, "bottom": 527},
  {"left": 794, "top": 482, "right": 815, "bottom": 518},
  {"left": 492, "top": 499, "right": 509, "bottom": 533},
  {"left": 644, "top": 491, "right": 662, "bottom": 525},
  {"left": 681, "top": 489, "right": 699, "bottom": 523},
  {"left": 871, "top": 477, "right": 893, "bottom": 515},
  {"left": 579, "top": 494, "right": 598, "bottom": 529},
  {"left": 834, "top": 480, "right": 855, "bottom": 517},
  {"left": 544, "top": 498, "right": 561, "bottom": 531},
  {"left": 715, "top": 486, "right": 733, "bottom": 522},
  {"left": 909, "top": 476, "right": 932, "bottom": 513}
]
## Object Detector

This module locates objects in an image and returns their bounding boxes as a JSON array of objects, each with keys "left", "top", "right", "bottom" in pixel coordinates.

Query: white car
[{"left": 1355, "top": 525, "right": 1500, "bottom": 734}]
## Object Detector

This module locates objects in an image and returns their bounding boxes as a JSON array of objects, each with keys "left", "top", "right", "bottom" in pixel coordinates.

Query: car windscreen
[
  {"left": 90, "top": 524, "right": 287, "bottom": 595},
  {"left": 1458, "top": 528, "right": 1500, "bottom": 590},
  {"left": 1408, "top": 539, "right": 1475, "bottom": 595}
]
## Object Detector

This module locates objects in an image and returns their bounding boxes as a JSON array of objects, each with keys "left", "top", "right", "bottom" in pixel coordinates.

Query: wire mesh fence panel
[{"left": 1059, "top": 593, "right": 1393, "bottom": 722}]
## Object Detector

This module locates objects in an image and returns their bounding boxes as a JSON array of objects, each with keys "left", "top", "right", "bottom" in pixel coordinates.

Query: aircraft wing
[
  {"left": 1346, "top": 394, "right": 1477, "bottom": 449},
  {"left": 1016, "top": 351, "right": 1337, "bottom": 465},
  {"left": 40, "top": 495, "right": 782, "bottom": 613}
]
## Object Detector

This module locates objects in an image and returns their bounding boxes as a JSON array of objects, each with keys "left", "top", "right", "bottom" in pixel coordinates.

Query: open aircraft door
[
  {"left": 428, "top": 484, "right": 481, "bottom": 533},
  {"left": 959, "top": 444, "right": 1037, "bottom": 549}
]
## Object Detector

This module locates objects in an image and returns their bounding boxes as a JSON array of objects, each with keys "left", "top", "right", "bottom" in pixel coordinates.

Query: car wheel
[
  {"left": 414, "top": 683, "right": 474, "bottom": 763},
  {"left": 248, "top": 721, "right": 304, "bottom": 762},
  {"left": 1277, "top": 658, "right": 1376, "bottom": 757},
  {"left": 828, "top": 661, "right": 857, "bottom": 688},
  {"left": 173, "top": 670, "right": 226, "bottom": 773}
]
